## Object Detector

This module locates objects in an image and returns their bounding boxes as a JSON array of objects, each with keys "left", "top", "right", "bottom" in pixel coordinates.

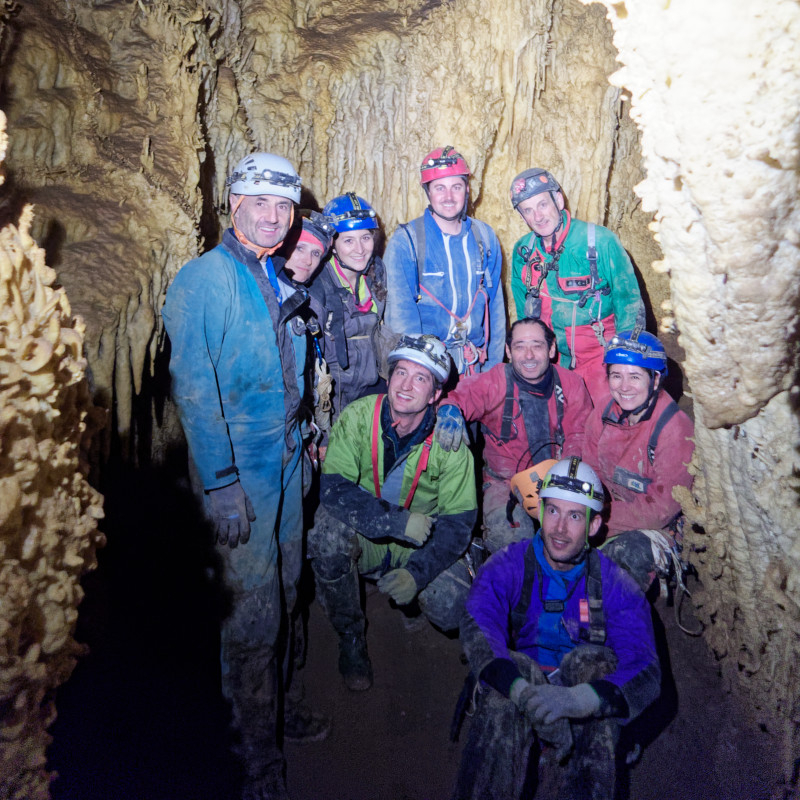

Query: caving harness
[
  {"left": 600, "top": 396, "right": 702, "bottom": 636},
  {"left": 491, "top": 364, "right": 566, "bottom": 464},
  {"left": 401, "top": 216, "right": 495, "bottom": 375},
  {"left": 518, "top": 213, "right": 612, "bottom": 360},
  {"left": 370, "top": 394, "right": 433, "bottom": 509},
  {"left": 511, "top": 543, "right": 606, "bottom": 648}
]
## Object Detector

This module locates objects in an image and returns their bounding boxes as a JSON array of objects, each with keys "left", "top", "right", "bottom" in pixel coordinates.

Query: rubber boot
[{"left": 314, "top": 566, "right": 373, "bottom": 691}]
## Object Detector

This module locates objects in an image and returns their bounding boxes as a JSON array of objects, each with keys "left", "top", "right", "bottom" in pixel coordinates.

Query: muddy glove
[
  {"left": 207, "top": 482, "right": 256, "bottom": 548},
  {"left": 526, "top": 683, "right": 601, "bottom": 725},
  {"left": 510, "top": 678, "right": 573, "bottom": 762},
  {"left": 404, "top": 512, "right": 432, "bottom": 546},
  {"left": 377, "top": 568, "right": 418, "bottom": 605},
  {"left": 434, "top": 404, "right": 468, "bottom": 452}
]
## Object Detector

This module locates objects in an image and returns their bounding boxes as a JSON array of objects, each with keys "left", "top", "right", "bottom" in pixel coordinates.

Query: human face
[
  {"left": 540, "top": 498, "right": 601, "bottom": 571},
  {"left": 387, "top": 359, "right": 442, "bottom": 428},
  {"left": 427, "top": 176, "right": 467, "bottom": 221},
  {"left": 233, "top": 194, "right": 292, "bottom": 251},
  {"left": 506, "top": 322, "right": 556, "bottom": 383},
  {"left": 516, "top": 191, "right": 565, "bottom": 238},
  {"left": 334, "top": 229, "right": 375, "bottom": 274},
  {"left": 607, "top": 364, "right": 659, "bottom": 414},
  {"left": 284, "top": 239, "right": 325, "bottom": 284}
]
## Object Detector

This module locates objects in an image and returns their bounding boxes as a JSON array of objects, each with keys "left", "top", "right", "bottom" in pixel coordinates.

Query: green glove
[
  {"left": 526, "top": 682, "right": 601, "bottom": 725},
  {"left": 404, "top": 512, "right": 432, "bottom": 546},
  {"left": 377, "top": 568, "right": 418, "bottom": 605}
]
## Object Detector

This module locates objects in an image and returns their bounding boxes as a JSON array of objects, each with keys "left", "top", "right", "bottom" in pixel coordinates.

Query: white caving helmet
[
  {"left": 539, "top": 457, "right": 604, "bottom": 513},
  {"left": 226, "top": 152, "right": 302, "bottom": 202},
  {"left": 387, "top": 334, "right": 451, "bottom": 384}
]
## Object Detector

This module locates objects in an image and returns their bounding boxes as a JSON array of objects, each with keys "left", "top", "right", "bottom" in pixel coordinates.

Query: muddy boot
[
  {"left": 284, "top": 700, "right": 331, "bottom": 743},
  {"left": 314, "top": 565, "right": 373, "bottom": 690},
  {"left": 338, "top": 630, "right": 373, "bottom": 691}
]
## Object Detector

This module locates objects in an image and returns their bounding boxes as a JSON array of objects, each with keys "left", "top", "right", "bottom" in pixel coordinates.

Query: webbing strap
[
  {"left": 371, "top": 394, "right": 385, "bottom": 498},
  {"left": 648, "top": 400, "right": 680, "bottom": 466},
  {"left": 552, "top": 369, "right": 565, "bottom": 453},
  {"left": 370, "top": 393, "right": 434, "bottom": 509},
  {"left": 403, "top": 435, "right": 433, "bottom": 509},
  {"left": 510, "top": 542, "right": 538, "bottom": 647},
  {"left": 500, "top": 364, "right": 517, "bottom": 443},
  {"left": 582, "top": 548, "right": 606, "bottom": 645}
]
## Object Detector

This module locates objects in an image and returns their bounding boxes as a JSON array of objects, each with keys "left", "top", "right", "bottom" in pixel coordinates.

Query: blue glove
[
  {"left": 526, "top": 683, "right": 600, "bottom": 725},
  {"left": 434, "top": 404, "right": 468, "bottom": 452},
  {"left": 206, "top": 482, "right": 256, "bottom": 548},
  {"left": 377, "top": 569, "right": 418, "bottom": 605}
]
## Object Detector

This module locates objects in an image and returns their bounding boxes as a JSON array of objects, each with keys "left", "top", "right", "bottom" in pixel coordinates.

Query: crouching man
[
  {"left": 453, "top": 458, "right": 660, "bottom": 800},
  {"left": 309, "top": 334, "right": 477, "bottom": 691}
]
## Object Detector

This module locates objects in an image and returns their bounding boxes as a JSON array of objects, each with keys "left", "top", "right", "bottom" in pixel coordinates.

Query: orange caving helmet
[{"left": 509, "top": 459, "right": 560, "bottom": 518}]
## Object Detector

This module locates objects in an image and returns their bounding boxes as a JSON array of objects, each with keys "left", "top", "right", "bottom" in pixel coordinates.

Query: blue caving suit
[
  {"left": 384, "top": 209, "right": 506, "bottom": 375},
  {"left": 162, "top": 229, "right": 309, "bottom": 788}
]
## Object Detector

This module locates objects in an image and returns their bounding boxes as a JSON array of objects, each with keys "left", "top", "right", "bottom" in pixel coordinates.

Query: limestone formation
[
  {"left": 1, "top": 0, "right": 799, "bottom": 794},
  {"left": 0, "top": 107, "right": 105, "bottom": 798},
  {"left": 586, "top": 0, "right": 800, "bottom": 779}
]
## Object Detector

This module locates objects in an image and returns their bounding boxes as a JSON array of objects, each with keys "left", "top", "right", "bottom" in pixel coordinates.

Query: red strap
[
  {"left": 371, "top": 394, "right": 385, "bottom": 499},
  {"left": 403, "top": 434, "right": 434, "bottom": 509},
  {"left": 371, "top": 392, "right": 433, "bottom": 509}
]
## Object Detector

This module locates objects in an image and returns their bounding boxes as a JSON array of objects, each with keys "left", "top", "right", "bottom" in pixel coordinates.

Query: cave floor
[{"left": 48, "top": 465, "right": 784, "bottom": 800}]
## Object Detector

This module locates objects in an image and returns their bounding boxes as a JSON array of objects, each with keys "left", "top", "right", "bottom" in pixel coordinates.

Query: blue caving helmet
[
  {"left": 604, "top": 329, "right": 668, "bottom": 377},
  {"left": 323, "top": 192, "right": 379, "bottom": 233}
]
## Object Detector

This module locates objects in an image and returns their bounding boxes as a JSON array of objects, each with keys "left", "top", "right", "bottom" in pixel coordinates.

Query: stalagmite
[{"left": 0, "top": 108, "right": 105, "bottom": 798}]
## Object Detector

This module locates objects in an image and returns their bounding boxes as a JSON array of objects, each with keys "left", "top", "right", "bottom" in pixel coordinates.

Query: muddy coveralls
[
  {"left": 307, "top": 255, "right": 388, "bottom": 435},
  {"left": 163, "top": 230, "right": 309, "bottom": 797},
  {"left": 384, "top": 209, "right": 506, "bottom": 376},
  {"left": 582, "top": 389, "right": 695, "bottom": 591},
  {"left": 309, "top": 394, "right": 477, "bottom": 654},
  {"left": 455, "top": 536, "right": 660, "bottom": 800},
  {"left": 510, "top": 213, "right": 644, "bottom": 400},
  {"left": 442, "top": 363, "right": 592, "bottom": 553}
]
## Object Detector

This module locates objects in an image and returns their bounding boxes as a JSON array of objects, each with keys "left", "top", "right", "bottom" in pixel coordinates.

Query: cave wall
[
  {"left": 584, "top": 0, "right": 800, "bottom": 776},
  {"left": 1, "top": 0, "right": 799, "bottom": 794}
]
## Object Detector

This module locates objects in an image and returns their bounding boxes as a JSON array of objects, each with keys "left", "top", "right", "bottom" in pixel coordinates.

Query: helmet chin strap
[{"left": 617, "top": 372, "right": 660, "bottom": 423}]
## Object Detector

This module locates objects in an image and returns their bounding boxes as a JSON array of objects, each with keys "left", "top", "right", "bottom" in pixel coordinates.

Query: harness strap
[
  {"left": 582, "top": 548, "right": 606, "bottom": 645},
  {"left": 404, "top": 434, "right": 433, "bottom": 509},
  {"left": 552, "top": 369, "right": 565, "bottom": 454},
  {"left": 500, "top": 364, "right": 517, "bottom": 443},
  {"left": 510, "top": 542, "right": 538, "bottom": 647},
  {"left": 648, "top": 400, "right": 680, "bottom": 465},
  {"left": 371, "top": 394, "right": 385, "bottom": 498},
  {"left": 370, "top": 393, "right": 434, "bottom": 509}
]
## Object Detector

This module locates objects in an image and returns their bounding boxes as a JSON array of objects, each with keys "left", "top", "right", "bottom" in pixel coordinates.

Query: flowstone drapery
[{"left": 584, "top": 0, "right": 800, "bottom": 781}]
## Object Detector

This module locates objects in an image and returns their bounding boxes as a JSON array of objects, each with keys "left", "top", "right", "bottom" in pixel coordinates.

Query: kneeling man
[
  {"left": 454, "top": 458, "right": 660, "bottom": 800},
  {"left": 309, "top": 334, "right": 477, "bottom": 690}
]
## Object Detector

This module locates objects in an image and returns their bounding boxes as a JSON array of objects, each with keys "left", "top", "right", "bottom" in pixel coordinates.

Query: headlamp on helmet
[{"left": 387, "top": 334, "right": 451, "bottom": 384}]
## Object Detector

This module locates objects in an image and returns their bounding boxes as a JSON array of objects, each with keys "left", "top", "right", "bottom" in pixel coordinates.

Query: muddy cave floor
[{"left": 48, "top": 464, "right": 784, "bottom": 800}]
